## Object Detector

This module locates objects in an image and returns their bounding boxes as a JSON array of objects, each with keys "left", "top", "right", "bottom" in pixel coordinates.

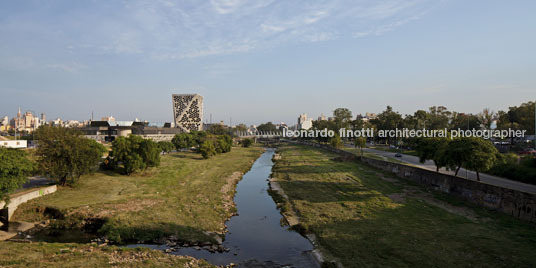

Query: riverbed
[
  {"left": 15, "top": 149, "right": 317, "bottom": 267},
  {"left": 128, "top": 148, "right": 317, "bottom": 267}
]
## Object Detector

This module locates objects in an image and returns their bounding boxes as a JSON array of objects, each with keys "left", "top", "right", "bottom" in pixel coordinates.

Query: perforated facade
[{"left": 172, "top": 94, "right": 203, "bottom": 132}]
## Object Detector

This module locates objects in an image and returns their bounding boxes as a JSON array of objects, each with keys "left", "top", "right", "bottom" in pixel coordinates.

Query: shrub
[
  {"left": 242, "top": 138, "right": 253, "bottom": 148},
  {"left": 139, "top": 139, "right": 161, "bottom": 167},
  {"left": 123, "top": 154, "right": 146, "bottom": 175},
  {"left": 171, "top": 133, "right": 194, "bottom": 151},
  {"left": 190, "top": 130, "right": 208, "bottom": 147},
  {"left": 488, "top": 154, "right": 536, "bottom": 184},
  {"left": 172, "top": 131, "right": 232, "bottom": 159},
  {"left": 158, "top": 141, "right": 174, "bottom": 154},
  {"left": 329, "top": 135, "right": 342, "bottom": 149},
  {"left": 0, "top": 148, "right": 35, "bottom": 204},
  {"left": 200, "top": 140, "right": 217, "bottom": 159},
  {"left": 215, "top": 135, "right": 232, "bottom": 153},
  {"left": 109, "top": 135, "right": 161, "bottom": 175}
]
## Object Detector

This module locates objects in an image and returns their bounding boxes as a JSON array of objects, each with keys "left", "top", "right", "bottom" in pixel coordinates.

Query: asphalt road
[
  {"left": 350, "top": 145, "right": 536, "bottom": 195},
  {"left": 22, "top": 176, "right": 54, "bottom": 189}
]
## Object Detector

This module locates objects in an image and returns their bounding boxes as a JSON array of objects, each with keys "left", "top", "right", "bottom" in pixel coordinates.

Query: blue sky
[{"left": 0, "top": 0, "right": 534, "bottom": 125}]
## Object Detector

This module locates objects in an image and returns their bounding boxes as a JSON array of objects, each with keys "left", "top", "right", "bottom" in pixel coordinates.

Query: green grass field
[
  {"left": 368, "top": 145, "right": 419, "bottom": 157},
  {"left": 12, "top": 146, "right": 264, "bottom": 244},
  {"left": 271, "top": 144, "right": 536, "bottom": 268},
  {"left": 0, "top": 242, "right": 213, "bottom": 268},
  {"left": 341, "top": 146, "right": 408, "bottom": 164}
]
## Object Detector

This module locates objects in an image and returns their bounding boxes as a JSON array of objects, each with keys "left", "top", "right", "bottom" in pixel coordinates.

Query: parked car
[{"left": 395, "top": 153, "right": 402, "bottom": 157}]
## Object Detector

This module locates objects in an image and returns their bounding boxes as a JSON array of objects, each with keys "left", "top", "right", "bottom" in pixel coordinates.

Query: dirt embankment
[{"left": 220, "top": 171, "right": 244, "bottom": 220}]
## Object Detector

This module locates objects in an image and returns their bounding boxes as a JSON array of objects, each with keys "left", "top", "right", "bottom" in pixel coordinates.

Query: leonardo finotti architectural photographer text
[{"left": 283, "top": 128, "right": 527, "bottom": 139}]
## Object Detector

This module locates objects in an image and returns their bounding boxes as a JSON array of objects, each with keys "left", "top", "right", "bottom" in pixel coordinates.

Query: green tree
[
  {"left": 203, "top": 134, "right": 232, "bottom": 154},
  {"left": 449, "top": 112, "right": 481, "bottom": 130},
  {"left": 208, "top": 124, "right": 227, "bottom": 135},
  {"left": 218, "top": 135, "right": 232, "bottom": 153},
  {"left": 257, "top": 122, "right": 277, "bottom": 133},
  {"left": 110, "top": 135, "right": 160, "bottom": 175},
  {"left": 330, "top": 135, "right": 342, "bottom": 149},
  {"left": 478, "top": 108, "right": 496, "bottom": 130},
  {"left": 370, "top": 106, "right": 403, "bottom": 145},
  {"left": 443, "top": 138, "right": 471, "bottom": 176},
  {"left": 158, "top": 141, "right": 174, "bottom": 154},
  {"left": 463, "top": 137, "right": 499, "bottom": 181},
  {"left": 190, "top": 131, "right": 208, "bottom": 147},
  {"left": 200, "top": 140, "right": 217, "bottom": 159},
  {"left": 242, "top": 138, "right": 253, "bottom": 148},
  {"left": 354, "top": 137, "right": 366, "bottom": 157},
  {"left": 0, "top": 148, "right": 35, "bottom": 205},
  {"left": 139, "top": 139, "right": 161, "bottom": 168},
  {"left": 333, "top": 108, "right": 353, "bottom": 129},
  {"left": 415, "top": 137, "right": 449, "bottom": 172},
  {"left": 172, "top": 133, "right": 194, "bottom": 151},
  {"left": 427, "top": 106, "right": 451, "bottom": 130},
  {"left": 34, "top": 125, "right": 106, "bottom": 186},
  {"left": 312, "top": 119, "right": 337, "bottom": 143},
  {"left": 413, "top": 110, "right": 429, "bottom": 129},
  {"left": 111, "top": 136, "right": 142, "bottom": 175},
  {"left": 351, "top": 117, "right": 368, "bottom": 131},
  {"left": 123, "top": 153, "right": 145, "bottom": 175},
  {"left": 497, "top": 101, "right": 535, "bottom": 135},
  {"left": 236, "top": 124, "right": 248, "bottom": 133}
]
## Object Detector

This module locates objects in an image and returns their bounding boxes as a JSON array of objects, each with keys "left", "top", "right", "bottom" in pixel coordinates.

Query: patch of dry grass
[{"left": 12, "top": 146, "right": 264, "bottom": 243}]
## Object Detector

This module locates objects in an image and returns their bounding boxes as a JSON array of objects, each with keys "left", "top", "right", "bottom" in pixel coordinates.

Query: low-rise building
[
  {"left": 0, "top": 140, "right": 27, "bottom": 148},
  {"left": 9, "top": 108, "right": 43, "bottom": 132},
  {"left": 0, "top": 116, "right": 10, "bottom": 132},
  {"left": 297, "top": 113, "right": 313, "bottom": 130},
  {"left": 80, "top": 120, "right": 184, "bottom": 142}
]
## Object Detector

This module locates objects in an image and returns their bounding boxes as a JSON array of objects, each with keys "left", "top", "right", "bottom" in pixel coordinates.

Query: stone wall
[{"left": 294, "top": 141, "right": 536, "bottom": 223}]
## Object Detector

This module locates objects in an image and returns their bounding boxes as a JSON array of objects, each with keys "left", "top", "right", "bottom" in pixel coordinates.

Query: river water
[{"left": 128, "top": 148, "right": 317, "bottom": 267}]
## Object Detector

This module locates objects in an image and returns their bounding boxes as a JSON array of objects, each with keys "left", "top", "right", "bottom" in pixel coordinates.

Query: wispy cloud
[
  {"left": 0, "top": 55, "right": 86, "bottom": 73},
  {"left": 45, "top": 62, "right": 87, "bottom": 73},
  {"left": 0, "top": 0, "right": 440, "bottom": 61}
]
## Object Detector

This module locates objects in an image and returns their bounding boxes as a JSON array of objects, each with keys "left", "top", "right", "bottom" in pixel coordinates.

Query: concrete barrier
[
  {"left": 293, "top": 140, "right": 536, "bottom": 223},
  {"left": 0, "top": 185, "right": 57, "bottom": 221}
]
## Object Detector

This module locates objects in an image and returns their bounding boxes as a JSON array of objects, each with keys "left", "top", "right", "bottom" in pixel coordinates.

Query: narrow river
[{"left": 129, "top": 148, "right": 317, "bottom": 267}]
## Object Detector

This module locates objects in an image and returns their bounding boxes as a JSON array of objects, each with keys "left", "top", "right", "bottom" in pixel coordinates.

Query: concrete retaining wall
[
  {"left": 0, "top": 185, "right": 57, "bottom": 220},
  {"left": 140, "top": 134, "right": 175, "bottom": 142},
  {"left": 294, "top": 141, "right": 536, "bottom": 223}
]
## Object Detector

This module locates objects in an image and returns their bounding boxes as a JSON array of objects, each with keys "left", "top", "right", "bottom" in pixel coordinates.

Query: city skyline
[{"left": 1, "top": 0, "right": 535, "bottom": 125}]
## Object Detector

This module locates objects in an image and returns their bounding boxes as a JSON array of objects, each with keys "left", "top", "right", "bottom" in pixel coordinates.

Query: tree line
[
  {"left": 413, "top": 137, "right": 497, "bottom": 181},
  {"left": 307, "top": 101, "right": 534, "bottom": 148},
  {"left": 171, "top": 131, "right": 233, "bottom": 159}
]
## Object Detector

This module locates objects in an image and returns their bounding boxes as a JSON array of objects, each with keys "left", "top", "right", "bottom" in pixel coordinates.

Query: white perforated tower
[{"left": 172, "top": 94, "right": 203, "bottom": 132}]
